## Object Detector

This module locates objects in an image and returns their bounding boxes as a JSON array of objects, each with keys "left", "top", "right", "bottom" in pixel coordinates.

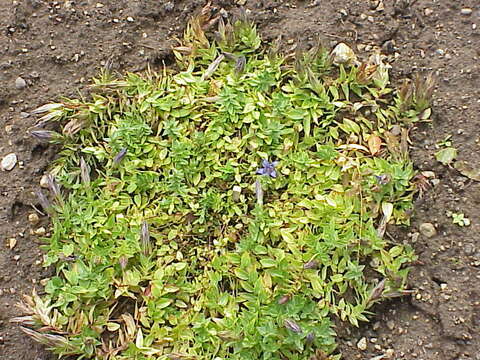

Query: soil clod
[{"left": 419, "top": 222, "right": 437, "bottom": 238}]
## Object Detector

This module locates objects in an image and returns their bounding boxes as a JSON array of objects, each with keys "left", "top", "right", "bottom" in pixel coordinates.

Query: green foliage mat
[{"left": 16, "top": 8, "right": 432, "bottom": 360}]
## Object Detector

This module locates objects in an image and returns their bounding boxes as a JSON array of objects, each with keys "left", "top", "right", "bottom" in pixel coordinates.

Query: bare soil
[{"left": 1, "top": 1, "right": 479, "bottom": 359}]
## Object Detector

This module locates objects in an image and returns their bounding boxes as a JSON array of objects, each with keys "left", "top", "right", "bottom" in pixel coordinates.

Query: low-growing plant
[
  {"left": 446, "top": 211, "right": 470, "bottom": 227},
  {"left": 13, "top": 5, "right": 430, "bottom": 360}
]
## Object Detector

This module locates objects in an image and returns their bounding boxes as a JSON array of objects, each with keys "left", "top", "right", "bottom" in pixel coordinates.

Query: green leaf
[
  {"left": 286, "top": 108, "right": 308, "bottom": 120},
  {"left": 157, "top": 298, "right": 173, "bottom": 309},
  {"left": 260, "top": 258, "right": 277, "bottom": 268},
  {"left": 107, "top": 322, "right": 121, "bottom": 331},
  {"left": 435, "top": 147, "right": 457, "bottom": 165},
  {"left": 234, "top": 268, "right": 249, "bottom": 281},
  {"left": 62, "top": 244, "right": 74, "bottom": 257}
]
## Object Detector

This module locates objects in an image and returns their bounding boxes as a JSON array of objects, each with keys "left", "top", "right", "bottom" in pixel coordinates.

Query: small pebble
[
  {"left": 357, "top": 337, "right": 368, "bottom": 350},
  {"left": 419, "top": 223, "right": 436, "bottom": 238},
  {"left": 431, "top": 179, "right": 440, "bottom": 186},
  {"left": 331, "top": 42, "right": 358, "bottom": 65},
  {"left": 8, "top": 238, "right": 17, "bottom": 249},
  {"left": 28, "top": 213, "right": 40, "bottom": 225},
  {"left": 34, "top": 227, "right": 46, "bottom": 236},
  {"left": 386, "top": 320, "right": 395, "bottom": 330},
  {"left": 464, "top": 243, "right": 475, "bottom": 255},
  {"left": 13, "top": 256, "right": 20, "bottom": 262},
  {"left": 1, "top": 153, "right": 18, "bottom": 171},
  {"left": 126, "top": 16, "right": 134, "bottom": 22},
  {"left": 424, "top": 8, "right": 433, "bottom": 16},
  {"left": 411, "top": 232, "right": 420, "bottom": 243},
  {"left": 40, "top": 174, "right": 49, "bottom": 188},
  {"left": 385, "top": 349, "right": 395, "bottom": 358},
  {"left": 15, "top": 76, "right": 27, "bottom": 89},
  {"left": 163, "top": 1, "right": 174, "bottom": 11},
  {"left": 422, "top": 171, "right": 435, "bottom": 178},
  {"left": 460, "top": 8, "right": 472, "bottom": 16}
]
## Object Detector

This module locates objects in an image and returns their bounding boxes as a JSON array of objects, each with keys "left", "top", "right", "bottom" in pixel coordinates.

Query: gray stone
[
  {"left": 15, "top": 76, "right": 27, "bottom": 89},
  {"left": 464, "top": 243, "right": 475, "bottom": 256}
]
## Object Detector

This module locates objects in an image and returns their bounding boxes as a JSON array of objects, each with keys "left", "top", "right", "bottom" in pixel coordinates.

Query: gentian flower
[
  {"left": 284, "top": 319, "right": 302, "bottom": 334},
  {"left": 113, "top": 148, "right": 127, "bottom": 164},
  {"left": 35, "top": 190, "right": 51, "bottom": 213},
  {"left": 256, "top": 159, "right": 279, "bottom": 178},
  {"left": 375, "top": 174, "right": 391, "bottom": 185},
  {"left": 30, "top": 130, "right": 55, "bottom": 142}
]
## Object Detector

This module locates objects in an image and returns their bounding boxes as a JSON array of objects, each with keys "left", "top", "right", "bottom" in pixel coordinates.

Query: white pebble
[
  {"left": 331, "top": 43, "right": 358, "bottom": 65},
  {"left": 357, "top": 337, "right": 368, "bottom": 350},
  {"left": 34, "top": 227, "right": 46, "bottom": 236},
  {"left": 40, "top": 174, "right": 50, "bottom": 188},
  {"left": 1, "top": 153, "right": 17, "bottom": 171}
]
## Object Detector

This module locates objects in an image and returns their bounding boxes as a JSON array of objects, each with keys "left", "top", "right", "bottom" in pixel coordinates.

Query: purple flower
[
  {"left": 375, "top": 174, "right": 391, "bottom": 185},
  {"left": 113, "top": 148, "right": 127, "bottom": 164},
  {"left": 284, "top": 319, "right": 302, "bottom": 334},
  {"left": 306, "top": 332, "right": 315, "bottom": 344},
  {"left": 303, "top": 260, "right": 319, "bottom": 270},
  {"left": 35, "top": 190, "right": 51, "bottom": 213},
  {"left": 256, "top": 159, "right": 279, "bottom": 178},
  {"left": 30, "top": 130, "right": 56, "bottom": 142}
]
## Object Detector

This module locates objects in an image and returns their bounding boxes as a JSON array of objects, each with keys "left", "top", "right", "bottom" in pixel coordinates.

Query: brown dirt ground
[{"left": 1, "top": 1, "right": 479, "bottom": 359}]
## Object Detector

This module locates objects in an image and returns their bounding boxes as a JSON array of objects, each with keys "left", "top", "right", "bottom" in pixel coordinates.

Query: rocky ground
[{"left": 1, "top": 1, "right": 479, "bottom": 359}]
